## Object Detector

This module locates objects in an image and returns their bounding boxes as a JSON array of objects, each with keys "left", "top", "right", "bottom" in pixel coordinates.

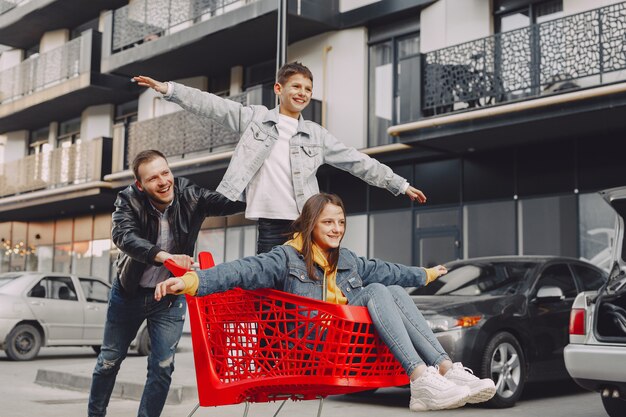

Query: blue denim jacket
[
  {"left": 166, "top": 83, "right": 407, "bottom": 213},
  {"left": 195, "top": 245, "right": 428, "bottom": 302}
]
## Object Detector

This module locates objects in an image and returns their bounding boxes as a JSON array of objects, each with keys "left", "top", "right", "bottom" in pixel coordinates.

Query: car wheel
[
  {"left": 602, "top": 395, "right": 626, "bottom": 417},
  {"left": 136, "top": 327, "right": 151, "bottom": 356},
  {"left": 5, "top": 324, "right": 42, "bottom": 361},
  {"left": 480, "top": 331, "right": 526, "bottom": 408},
  {"left": 92, "top": 345, "right": 101, "bottom": 355}
]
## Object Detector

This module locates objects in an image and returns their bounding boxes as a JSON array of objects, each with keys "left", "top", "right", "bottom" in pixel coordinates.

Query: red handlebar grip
[{"left": 164, "top": 259, "right": 189, "bottom": 277}]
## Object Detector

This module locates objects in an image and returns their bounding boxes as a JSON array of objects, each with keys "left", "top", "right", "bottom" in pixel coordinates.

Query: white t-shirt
[{"left": 245, "top": 114, "right": 300, "bottom": 220}]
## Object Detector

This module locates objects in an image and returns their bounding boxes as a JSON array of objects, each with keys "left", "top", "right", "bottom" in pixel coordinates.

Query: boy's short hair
[
  {"left": 276, "top": 61, "right": 313, "bottom": 85},
  {"left": 132, "top": 149, "right": 168, "bottom": 181}
]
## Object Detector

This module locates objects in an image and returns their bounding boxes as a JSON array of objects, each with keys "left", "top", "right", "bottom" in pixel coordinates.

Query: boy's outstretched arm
[
  {"left": 406, "top": 185, "right": 427, "bottom": 203},
  {"left": 133, "top": 75, "right": 167, "bottom": 94}
]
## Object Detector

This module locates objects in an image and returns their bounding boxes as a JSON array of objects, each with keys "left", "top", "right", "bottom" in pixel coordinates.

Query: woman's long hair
[{"left": 291, "top": 193, "right": 346, "bottom": 280}]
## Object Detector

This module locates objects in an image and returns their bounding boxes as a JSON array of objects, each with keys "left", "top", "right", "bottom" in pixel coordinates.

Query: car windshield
[
  {"left": 0, "top": 273, "right": 22, "bottom": 288},
  {"left": 413, "top": 262, "right": 536, "bottom": 296}
]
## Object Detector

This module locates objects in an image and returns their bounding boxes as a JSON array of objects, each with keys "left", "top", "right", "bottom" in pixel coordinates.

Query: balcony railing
[
  {"left": 0, "top": 36, "right": 81, "bottom": 104},
  {"left": 0, "top": 138, "right": 112, "bottom": 198},
  {"left": 112, "top": 0, "right": 257, "bottom": 52},
  {"left": 0, "top": 0, "right": 29, "bottom": 15},
  {"left": 422, "top": 2, "right": 626, "bottom": 117}
]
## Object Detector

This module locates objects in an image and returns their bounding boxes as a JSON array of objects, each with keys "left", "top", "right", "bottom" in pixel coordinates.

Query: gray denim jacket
[
  {"left": 195, "top": 245, "right": 428, "bottom": 302},
  {"left": 166, "top": 82, "right": 407, "bottom": 213}
]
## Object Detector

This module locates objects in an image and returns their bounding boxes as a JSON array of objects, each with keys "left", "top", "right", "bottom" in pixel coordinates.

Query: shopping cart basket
[{"left": 165, "top": 252, "right": 408, "bottom": 416}]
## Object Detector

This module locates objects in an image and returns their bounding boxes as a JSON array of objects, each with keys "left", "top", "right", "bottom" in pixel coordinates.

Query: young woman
[{"left": 155, "top": 193, "right": 495, "bottom": 411}]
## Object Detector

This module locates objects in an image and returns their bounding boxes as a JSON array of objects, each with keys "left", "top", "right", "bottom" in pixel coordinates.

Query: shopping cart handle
[{"left": 164, "top": 259, "right": 189, "bottom": 277}]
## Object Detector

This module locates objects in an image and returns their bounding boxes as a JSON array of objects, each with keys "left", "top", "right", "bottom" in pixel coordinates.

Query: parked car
[
  {"left": 565, "top": 187, "right": 626, "bottom": 417},
  {"left": 409, "top": 255, "right": 607, "bottom": 408},
  {"left": 0, "top": 271, "right": 150, "bottom": 360}
]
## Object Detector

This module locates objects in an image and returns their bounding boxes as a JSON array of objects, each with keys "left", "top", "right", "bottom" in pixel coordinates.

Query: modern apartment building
[{"left": 1, "top": 0, "right": 624, "bottom": 281}]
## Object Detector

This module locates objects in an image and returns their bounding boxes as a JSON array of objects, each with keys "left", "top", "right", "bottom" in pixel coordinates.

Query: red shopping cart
[{"left": 165, "top": 252, "right": 409, "bottom": 417}]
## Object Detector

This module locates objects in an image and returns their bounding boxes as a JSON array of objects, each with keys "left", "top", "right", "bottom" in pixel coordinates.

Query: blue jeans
[
  {"left": 351, "top": 283, "right": 449, "bottom": 376},
  {"left": 88, "top": 280, "right": 186, "bottom": 417}
]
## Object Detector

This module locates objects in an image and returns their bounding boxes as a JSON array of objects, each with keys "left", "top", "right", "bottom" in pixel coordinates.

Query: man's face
[
  {"left": 135, "top": 157, "right": 174, "bottom": 208},
  {"left": 274, "top": 73, "right": 312, "bottom": 119}
]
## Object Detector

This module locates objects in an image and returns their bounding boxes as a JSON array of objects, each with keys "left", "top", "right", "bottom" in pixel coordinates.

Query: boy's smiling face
[{"left": 275, "top": 73, "right": 312, "bottom": 119}]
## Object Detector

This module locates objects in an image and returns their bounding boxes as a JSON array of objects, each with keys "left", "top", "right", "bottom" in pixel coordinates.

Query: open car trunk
[
  {"left": 595, "top": 282, "right": 626, "bottom": 342},
  {"left": 596, "top": 189, "right": 626, "bottom": 342}
]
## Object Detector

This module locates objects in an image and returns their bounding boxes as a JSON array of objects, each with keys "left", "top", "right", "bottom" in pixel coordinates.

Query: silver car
[
  {"left": 564, "top": 187, "right": 626, "bottom": 417},
  {"left": 0, "top": 271, "right": 149, "bottom": 360}
]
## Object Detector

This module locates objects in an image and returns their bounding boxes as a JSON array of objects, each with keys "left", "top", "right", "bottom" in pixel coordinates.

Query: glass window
[
  {"left": 535, "top": 0, "right": 563, "bottom": 24},
  {"left": 571, "top": 264, "right": 607, "bottom": 292},
  {"left": 31, "top": 276, "right": 78, "bottom": 301},
  {"left": 91, "top": 239, "right": 112, "bottom": 281},
  {"left": 54, "top": 243, "right": 72, "bottom": 274},
  {"left": 57, "top": 117, "right": 81, "bottom": 148},
  {"left": 72, "top": 241, "right": 92, "bottom": 276},
  {"left": 465, "top": 200, "right": 516, "bottom": 258},
  {"left": 536, "top": 263, "right": 577, "bottom": 298},
  {"left": 342, "top": 214, "right": 367, "bottom": 258},
  {"left": 519, "top": 195, "right": 577, "bottom": 257},
  {"left": 413, "top": 261, "right": 534, "bottom": 296},
  {"left": 369, "top": 210, "right": 412, "bottom": 265},
  {"left": 27, "top": 245, "right": 53, "bottom": 273},
  {"left": 79, "top": 278, "right": 110, "bottom": 303},
  {"left": 196, "top": 228, "right": 225, "bottom": 265},
  {"left": 225, "top": 225, "right": 257, "bottom": 262},
  {"left": 28, "top": 126, "right": 51, "bottom": 155},
  {"left": 578, "top": 192, "right": 617, "bottom": 272},
  {"left": 368, "top": 41, "right": 393, "bottom": 147},
  {"left": 397, "top": 34, "right": 421, "bottom": 124},
  {"left": 495, "top": 0, "right": 563, "bottom": 32},
  {"left": 368, "top": 32, "right": 420, "bottom": 146}
]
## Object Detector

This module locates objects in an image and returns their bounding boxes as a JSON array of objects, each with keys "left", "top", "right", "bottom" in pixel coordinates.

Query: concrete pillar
[
  {"left": 81, "top": 104, "right": 114, "bottom": 141},
  {"left": 230, "top": 65, "right": 243, "bottom": 96}
]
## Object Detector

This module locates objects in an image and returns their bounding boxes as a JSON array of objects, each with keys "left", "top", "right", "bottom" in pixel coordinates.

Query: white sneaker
[
  {"left": 409, "top": 366, "right": 471, "bottom": 411},
  {"left": 444, "top": 362, "right": 496, "bottom": 404}
]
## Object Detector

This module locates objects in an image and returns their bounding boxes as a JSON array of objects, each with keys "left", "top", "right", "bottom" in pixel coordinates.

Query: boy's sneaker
[
  {"left": 409, "top": 366, "right": 471, "bottom": 411},
  {"left": 444, "top": 362, "right": 496, "bottom": 404}
]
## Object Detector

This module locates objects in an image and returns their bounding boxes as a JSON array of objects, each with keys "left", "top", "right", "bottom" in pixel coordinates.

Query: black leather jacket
[{"left": 112, "top": 177, "right": 245, "bottom": 295}]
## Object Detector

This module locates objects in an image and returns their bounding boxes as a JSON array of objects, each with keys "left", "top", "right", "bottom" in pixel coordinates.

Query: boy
[{"left": 134, "top": 62, "right": 426, "bottom": 253}]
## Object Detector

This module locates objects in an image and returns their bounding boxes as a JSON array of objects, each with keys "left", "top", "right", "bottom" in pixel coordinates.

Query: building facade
[{"left": 0, "top": 0, "right": 624, "bottom": 281}]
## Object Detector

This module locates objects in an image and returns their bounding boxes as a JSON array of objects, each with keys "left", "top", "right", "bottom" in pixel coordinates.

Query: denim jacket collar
[{"left": 263, "top": 106, "right": 311, "bottom": 136}]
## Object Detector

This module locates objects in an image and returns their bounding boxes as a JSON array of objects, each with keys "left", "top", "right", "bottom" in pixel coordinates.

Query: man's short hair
[
  {"left": 132, "top": 150, "right": 167, "bottom": 181},
  {"left": 276, "top": 61, "right": 313, "bottom": 85}
]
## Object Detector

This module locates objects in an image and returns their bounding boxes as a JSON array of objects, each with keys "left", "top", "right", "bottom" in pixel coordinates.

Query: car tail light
[{"left": 569, "top": 308, "right": 586, "bottom": 335}]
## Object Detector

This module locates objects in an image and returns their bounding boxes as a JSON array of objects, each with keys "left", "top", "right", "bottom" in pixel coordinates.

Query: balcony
[
  {"left": 0, "top": 138, "right": 111, "bottom": 198},
  {"left": 421, "top": 2, "right": 626, "bottom": 117},
  {"left": 0, "top": 0, "right": 127, "bottom": 49},
  {"left": 0, "top": 138, "right": 118, "bottom": 221},
  {"left": 0, "top": 30, "right": 136, "bottom": 134},
  {"left": 390, "top": 2, "right": 626, "bottom": 152},
  {"left": 102, "top": 0, "right": 338, "bottom": 81}
]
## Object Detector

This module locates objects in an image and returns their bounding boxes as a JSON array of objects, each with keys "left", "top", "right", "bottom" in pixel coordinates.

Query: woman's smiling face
[{"left": 312, "top": 203, "right": 346, "bottom": 255}]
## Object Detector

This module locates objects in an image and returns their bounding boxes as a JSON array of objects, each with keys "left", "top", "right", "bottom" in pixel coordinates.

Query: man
[
  {"left": 134, "top": 62, "right": 426, "bottom": 254},
  {"left": 88, "top": 150, "right": 244, "bottom": 417}
]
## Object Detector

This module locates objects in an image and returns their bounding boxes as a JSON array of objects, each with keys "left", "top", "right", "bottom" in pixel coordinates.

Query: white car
[
  {"left": 0, "top": 272, "right": 149, "bottom": 360},
  {"left": 564, "top": 187, "right": 626, "bottom": 417}
]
